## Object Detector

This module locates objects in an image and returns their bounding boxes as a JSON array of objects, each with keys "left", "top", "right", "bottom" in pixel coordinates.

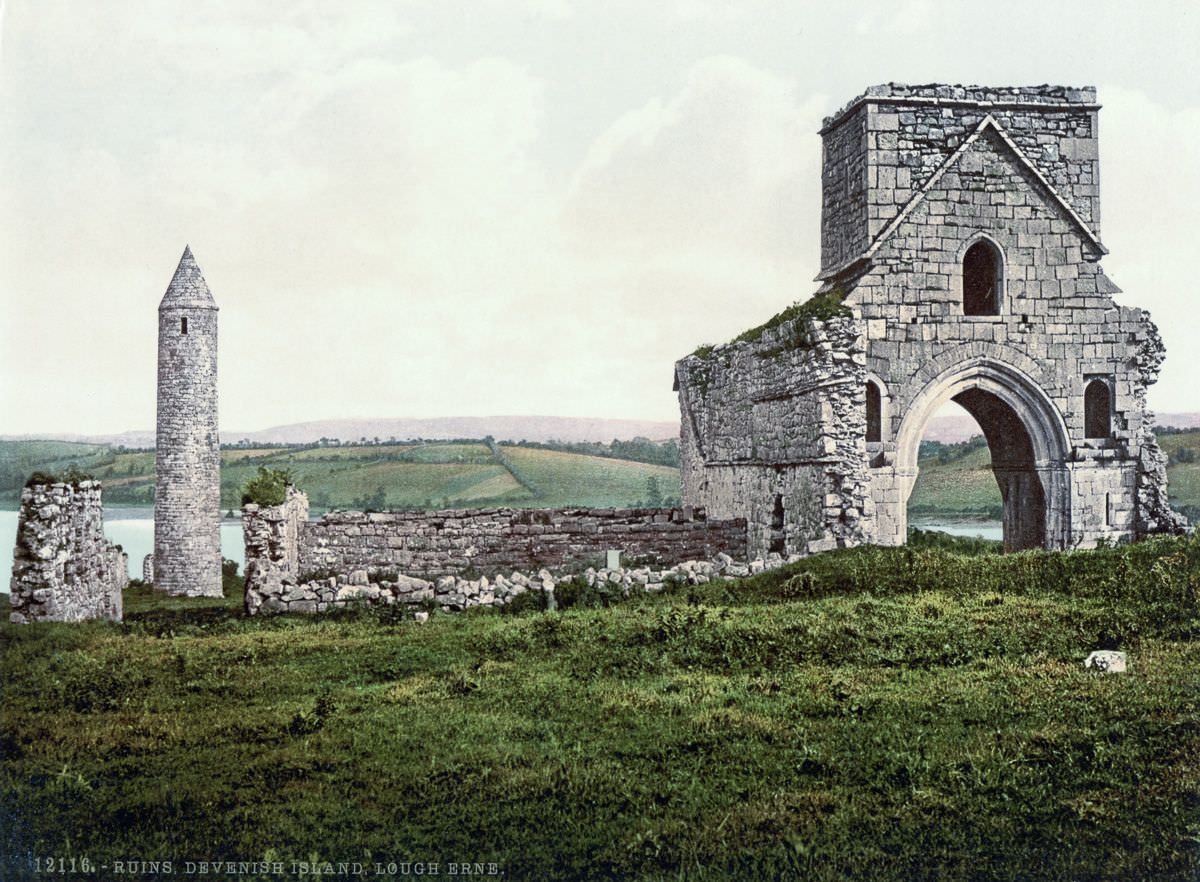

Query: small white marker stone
[{"left": 1084, "top": 650, "right": 1127, "bottom": 673}]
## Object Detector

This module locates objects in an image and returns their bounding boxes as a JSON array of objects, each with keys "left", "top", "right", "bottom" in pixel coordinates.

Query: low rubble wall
[{"left": 242, "top": 489, "right": 749, "bottom": 616}]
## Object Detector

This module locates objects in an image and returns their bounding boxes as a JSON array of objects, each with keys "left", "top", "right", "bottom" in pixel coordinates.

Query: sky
[{"left": 1, "top": 0, "right": 1198, "bottom": 435}]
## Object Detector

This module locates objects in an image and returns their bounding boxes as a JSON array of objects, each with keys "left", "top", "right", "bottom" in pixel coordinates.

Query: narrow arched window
[
  {"left": 180, "top": 317, "right": 188, "bottom": 335},
  {"left": 866, "top": 381, "right": 882, "bottom": 442},
  {"left": 963, "top": 239, "right": 1001, "bottom": 315},
  {"left": 769, "top": 493, "right": 785, "bottom": 554},
  {"left": 1084, "top": 379, "right": 1111, "bottom": 439}
]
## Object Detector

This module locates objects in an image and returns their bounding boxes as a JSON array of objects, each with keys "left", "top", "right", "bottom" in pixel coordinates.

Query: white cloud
[
  {"left": 564, "top": 56, "right": 825, "bottom": 263},
  {"left": 1, "top": 3, "right": 1197, "bottom": 434},
  {"left": 1094, "top": 85, "right": 1200, "bottom": 412},
  {"left": 854, "top": 0, "right": 936, "bottom": 36},
  {"left": 554, "top": 56, "right": 828, "bottom": 363}
]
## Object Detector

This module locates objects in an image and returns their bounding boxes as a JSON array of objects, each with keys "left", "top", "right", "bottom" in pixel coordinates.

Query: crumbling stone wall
[
  {"left": 676, "top": 314, "right": 871, "bottom": 557},
  {"left": 678, "top": 83, "right": 1185, "bottom": 555},
  {"left": 242, "top": 486, "right": 309, "bottom": 613},
  {"left": 242, "top": 489, "right": 747, "bottom": 615},
  {"left": 9, "top": 480, "right": 127, "bottom": 624},
  {"left": 300, "top": 503, "right": 745, "bottom": 578}
]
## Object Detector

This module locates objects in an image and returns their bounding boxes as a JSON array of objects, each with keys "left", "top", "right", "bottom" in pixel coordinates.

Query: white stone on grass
[{"left": 1084, "top": 650, "right": 1127, "bottom": 673}]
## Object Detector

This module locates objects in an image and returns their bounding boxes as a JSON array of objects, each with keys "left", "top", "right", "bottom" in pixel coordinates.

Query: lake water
[
  {"left": 1, "top": 509, "right": 245, "bottom": 592},
  {"left": 911, "top": 520, "right": 1003, "bottom": 541}
]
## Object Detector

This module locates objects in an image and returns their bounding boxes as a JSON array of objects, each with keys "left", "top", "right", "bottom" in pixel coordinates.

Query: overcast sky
[{"left": 1, "top": 0, "right": 1197, "bottom": 435}]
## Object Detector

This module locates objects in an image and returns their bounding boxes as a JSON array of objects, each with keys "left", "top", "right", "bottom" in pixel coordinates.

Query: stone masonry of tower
[
  {"left": 154, "top": 246, "right": 222, "bottom": 596},
  {"left": 675, "top": 84, "right": 1186, "bottom": 556}
]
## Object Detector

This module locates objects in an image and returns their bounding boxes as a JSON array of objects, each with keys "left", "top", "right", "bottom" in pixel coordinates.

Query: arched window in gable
[
  {"left": 1084, "top": 379, "right": 1112, "bottom": 439},
  {"left": 963, "top": 239, "right": 1002, "bottom": 316}
]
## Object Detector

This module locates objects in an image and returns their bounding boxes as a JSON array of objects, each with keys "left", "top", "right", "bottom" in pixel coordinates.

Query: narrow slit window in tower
[
  {"left": 963, "top": 240, "right": 1001, "bottom": 315},
  {"left": 181, "top": 316, "right": 188, "bottom": 335},
  {"left": 866, "top": 381, "right": 882, "bottom": 442},
  {"left": 1084, "top": 379, "right": 1112, "bottom": 439},
  {"left": 769, "top": 494, "right": 785, "bottom": 554}
]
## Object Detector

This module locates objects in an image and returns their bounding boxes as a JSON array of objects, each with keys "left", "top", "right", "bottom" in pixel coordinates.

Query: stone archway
[{"left": 888, "top": 359, "right": 1072, "bottom": 551}]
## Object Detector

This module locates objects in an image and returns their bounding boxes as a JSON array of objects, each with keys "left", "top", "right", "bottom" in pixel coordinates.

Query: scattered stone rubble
[{"left": 245, "top": 548, "right": 794, "bottom": 617}]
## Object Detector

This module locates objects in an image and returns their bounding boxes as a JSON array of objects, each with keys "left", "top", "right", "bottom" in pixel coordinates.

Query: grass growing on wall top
[
  {"left": 1, "top": 533, "right": 1197, "bottom": 881},
  {"left": 686, "top": 290, "right": 852, "bottom": 361},
  {"left": 732, "top": 289, "right": 851, "bottom": 346}
]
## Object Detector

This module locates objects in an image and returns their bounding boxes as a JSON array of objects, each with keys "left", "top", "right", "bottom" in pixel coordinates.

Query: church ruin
[{"left": 675, "top": 83, "right": 1186, "bottom": 555}]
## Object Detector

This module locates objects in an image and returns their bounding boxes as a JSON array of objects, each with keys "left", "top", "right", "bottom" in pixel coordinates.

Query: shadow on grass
[{"left": 121, "top": 582, "right": 247, "bottom": 635}]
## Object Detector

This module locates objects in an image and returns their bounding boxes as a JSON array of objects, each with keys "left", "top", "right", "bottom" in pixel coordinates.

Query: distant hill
[
  {"left": 9, "top": 412, "right": 1195, "bottom": 448},
  {"left": 919, "top": 411, "right": 1200, "bottom": 444},
  {"left": 0, "top": 415, "right": 682, "bottom": 449},
  {"left": 233, "top": 416, "right": 681, "bottom": 445}
]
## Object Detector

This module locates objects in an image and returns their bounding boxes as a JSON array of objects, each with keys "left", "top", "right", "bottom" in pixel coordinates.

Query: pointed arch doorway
[{"left": 885, "top": 359, "right": 1071, "bottom": 551}]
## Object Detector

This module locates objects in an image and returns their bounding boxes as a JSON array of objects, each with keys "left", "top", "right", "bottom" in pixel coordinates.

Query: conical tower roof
[{"left": 159, "top": 245, "right": 217, "bottom": 310}]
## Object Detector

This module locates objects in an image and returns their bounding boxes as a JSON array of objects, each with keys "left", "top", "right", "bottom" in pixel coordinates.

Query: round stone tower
[{"left": 154, "top": 245, "right": 221, "bottom": 597}]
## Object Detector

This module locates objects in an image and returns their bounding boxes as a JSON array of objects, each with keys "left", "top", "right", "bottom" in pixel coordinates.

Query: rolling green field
[
  {"left": 500, "top": 445, "right": 681, "bottom": 508},
  {"left": 1158, "top": 430, "right": 1200, "bottom": 522},
  {"left": 908, "top": 439, "right": 1001, "bottom": 519},
  {"left": 909, "top": 428, "right": 1200, "bottom": 522},
  {"left": 1, "top": 533, "right": 1197, "bottom": 881},
  {"left": 0, "top": 440, "right": 681, "bottom": 513},
  {"left": 2, "top": 429, "right": 1197, "bottom": 521}
]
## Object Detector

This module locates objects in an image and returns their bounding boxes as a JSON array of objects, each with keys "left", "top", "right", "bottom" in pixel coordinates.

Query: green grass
[
  {"left": 911, "top": 429, "right": 1200, "bottom": 522},
  {"left": 500, "top": 445, "right": 680, "bottom": 507},
  {"left": 909, "top": 442, "right": 1002, "bottom": 519},
  {"left": 0, "top": 440, "right": 679, "bottom": 513},
  {"left": 2, "top": 535, "right": 1198, "bottom": 881},
  {"left": 1159, "top": 430, "right": 1200, "bottom": 520}
]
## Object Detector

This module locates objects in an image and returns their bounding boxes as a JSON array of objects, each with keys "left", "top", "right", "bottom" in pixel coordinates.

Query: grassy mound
[{"left": 1, "top": 535, "right": 1198, "bottom": 881}]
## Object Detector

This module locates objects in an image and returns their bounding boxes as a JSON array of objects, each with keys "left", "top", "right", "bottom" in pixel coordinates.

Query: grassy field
[
  {"left": 910, "top": 428, "right": 1200, "bottom": 522},
  {"left": 0, "top": 441, "right": 119, "bottom": 500},
  {"left": 909, "top": 440, "right": 1001, "bottom": 519},
  {"left": 501, "top": 446, "right": 680, "bottom": 508},
  {"left": 0, "top": 441, "right": 680, "bottom": 513},
  {"left": 1, "top": 534, "right": 1198, "bottom": 881},
  {"left": 1159, "top": 430, "right": 1200, "bottom": 522}
]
